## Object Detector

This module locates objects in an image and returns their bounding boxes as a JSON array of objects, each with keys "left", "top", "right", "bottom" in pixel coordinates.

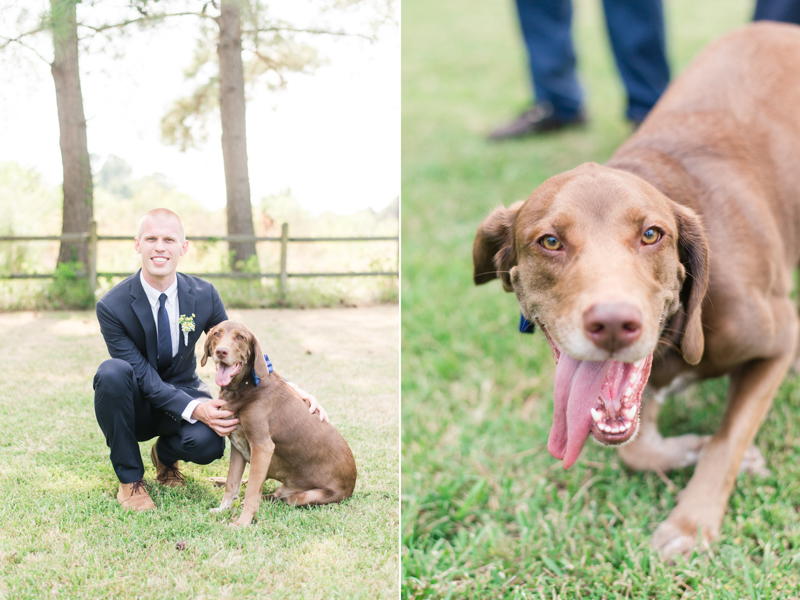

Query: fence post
[
  {"left": 279, "top": 222, "right": 288, "bottom": 302},
  {"left": 87, "top": 220, "right": 98, "bottom": 301}
]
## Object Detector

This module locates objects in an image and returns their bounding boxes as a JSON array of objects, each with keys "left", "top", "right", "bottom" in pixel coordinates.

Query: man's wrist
[{"left": 183, "top": 399, "right": 202, "bottom": 423}]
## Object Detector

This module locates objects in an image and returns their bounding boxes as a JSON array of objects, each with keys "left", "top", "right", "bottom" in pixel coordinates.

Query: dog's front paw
[
  {"left": 619, "top": 433, "right": 709, "bottom": 472},
  {"left": 210, "top": 500, "right": 233, "bottom": 513},
  {"left": 651, "top": 516, "right": 716, "bottom": 559}
]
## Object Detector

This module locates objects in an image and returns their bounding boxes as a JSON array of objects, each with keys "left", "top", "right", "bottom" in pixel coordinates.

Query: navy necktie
[{"left": 157, "top": 293, "right": 172, "bottom": 373}]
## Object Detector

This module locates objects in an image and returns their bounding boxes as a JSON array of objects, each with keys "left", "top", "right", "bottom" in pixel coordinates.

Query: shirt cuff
[{"left": 182, "top": 399, "right": 202, "bottom": 423}]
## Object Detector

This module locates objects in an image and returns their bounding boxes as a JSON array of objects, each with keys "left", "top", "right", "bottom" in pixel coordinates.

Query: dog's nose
[
  {"left": 215, "top": 347, "right": 229, "bottom": 359},
  {"left": 583, "top": 302, "right": 643, "bottom": 352}
]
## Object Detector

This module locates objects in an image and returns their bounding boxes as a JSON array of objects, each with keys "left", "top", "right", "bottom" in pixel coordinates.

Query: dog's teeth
[
  {"left": 629, "top": 373, "right": 638, "bottom": 384},
  {"left": 624, "top": 386, "right": 632, "bottom": 397},
  {"left": 622, "top": 405, "right": 637, "bottom": 420},
  {"left": 634, "top": 359, "right": 643, "bottom": 368},
  {"left": 591, "top": 408, "right": 603, "bottom": 423}
]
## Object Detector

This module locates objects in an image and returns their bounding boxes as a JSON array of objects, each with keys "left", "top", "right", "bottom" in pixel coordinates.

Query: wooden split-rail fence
[{"left": 0, "top": 221, "right": 399, "bottom": 301}]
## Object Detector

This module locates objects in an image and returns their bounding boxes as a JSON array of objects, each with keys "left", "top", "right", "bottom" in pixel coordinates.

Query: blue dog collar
[
  {"left": 519, "top": 314, "right": 536, "bottom": 334},
  {"left": 252, "top": 354, "right": 274, "bottom": 387}
]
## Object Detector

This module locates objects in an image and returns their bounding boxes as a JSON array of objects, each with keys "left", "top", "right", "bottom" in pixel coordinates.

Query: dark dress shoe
[{"left": 488, "top": 103, "right": 587, "bottom": 140}]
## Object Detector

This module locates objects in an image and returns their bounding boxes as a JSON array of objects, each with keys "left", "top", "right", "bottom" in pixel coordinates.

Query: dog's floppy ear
[
  {"left": 673, "top": 203, "right": 709, "bottom": 365},
  {"left": 200, "top": 326, "right": 217, "bottom": 367},
  {"left": 473, "top": 201, "right": 523, "bottom": 292},
  {"left": 250, "top": 332, "right": 270, "bottom": 379}
]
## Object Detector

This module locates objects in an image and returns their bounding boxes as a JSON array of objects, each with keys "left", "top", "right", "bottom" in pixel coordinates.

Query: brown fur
[
  {"left": 201, "top": 321, "right": 357, "bottom": 526},
  {"left": 473, "top": 23, "right": 800, "bottom": 556}
]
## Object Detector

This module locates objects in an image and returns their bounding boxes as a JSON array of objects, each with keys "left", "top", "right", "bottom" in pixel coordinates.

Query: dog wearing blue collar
[{"left": 201, "top": 320, "right": 357, "bottom": 526}]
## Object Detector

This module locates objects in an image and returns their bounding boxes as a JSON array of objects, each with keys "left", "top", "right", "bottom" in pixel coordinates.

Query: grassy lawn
[
  {"left": 401, "top": 0, "right": 800, "bottom": 597},
  {"left": 0, "top": 306, "right": 398, "bottom": 599}
]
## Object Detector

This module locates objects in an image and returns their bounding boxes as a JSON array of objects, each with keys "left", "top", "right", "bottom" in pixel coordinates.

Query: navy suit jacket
[{"left": 96, "top": 270, "right": 228, "bottom": 434}]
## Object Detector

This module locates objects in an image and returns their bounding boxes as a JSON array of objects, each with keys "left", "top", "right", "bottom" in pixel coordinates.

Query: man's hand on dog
[
  {"left": 192, "top": 398, "right": 239, "bottom": 436},
  {"left": 288, "top": 382, "right": 329, "bottom": 423}
]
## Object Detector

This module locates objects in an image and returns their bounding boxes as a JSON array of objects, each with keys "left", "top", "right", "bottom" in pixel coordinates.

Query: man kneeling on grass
[{"left": 93, "top": 208, "right": 327, "bottom": 511}]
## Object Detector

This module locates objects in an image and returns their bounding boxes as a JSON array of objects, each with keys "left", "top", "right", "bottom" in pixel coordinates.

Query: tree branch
[
  {"left": 250, "top": 49, "right": 288, "bottom": 86},
  {"left": 0, "top": 32, "right": 51, "bottom": 65},
  {"left": 243, "top": 26, "right": 374, "bottom": 42},
  {"left": 77, "top": 11, "right": 216, "bottom": 36},
  {"left": 0, "top": 23, "right": 47, "bottom": 47}
]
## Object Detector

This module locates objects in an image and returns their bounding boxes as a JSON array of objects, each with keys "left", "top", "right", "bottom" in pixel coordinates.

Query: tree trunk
[
  {"left": 51, "top": 0, "right": 93, "bottom": 266},
  {"left": 218, "top": 0, "right": 257, "bottom": 270}
]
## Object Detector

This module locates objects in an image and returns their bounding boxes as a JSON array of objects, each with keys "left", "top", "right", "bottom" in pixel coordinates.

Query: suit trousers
[
  {"left": 515, "top": 0, "right": 670, "bottom": 121},
  {"left": 94, "top": 359, "right": 225, "bottom": 484},
  {"left": 754, "top": 0, "right": 800, "bottom": 24}
]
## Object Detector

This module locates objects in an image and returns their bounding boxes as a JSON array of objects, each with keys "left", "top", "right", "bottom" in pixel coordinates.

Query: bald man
[{"left": 94, "top": 209, "right": 325, "bottom": 511}]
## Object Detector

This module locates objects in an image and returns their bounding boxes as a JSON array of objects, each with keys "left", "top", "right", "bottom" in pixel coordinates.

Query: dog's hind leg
[
  {"left": 279, "top": 487, "right": 343, "bottom": 507},
  {"left": 266, "top": 485, "right": 298, "bottom": 501},
  {"left": 211, "top": 445, "right": 247, "bottom": 513}
]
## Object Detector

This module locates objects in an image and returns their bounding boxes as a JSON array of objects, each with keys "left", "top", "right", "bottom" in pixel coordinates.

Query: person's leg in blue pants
[
  {"left": 754, "top": 0, "right": 800, "bottom": 24},
  {"left": 489, "top": 0, "right": 586, "bottom": 139},
  {"left": 517, "top": 0, "right": 583, "bottom": 120},
  {"left": 602, "top": 0, "right": 670, "bottom": 123}
]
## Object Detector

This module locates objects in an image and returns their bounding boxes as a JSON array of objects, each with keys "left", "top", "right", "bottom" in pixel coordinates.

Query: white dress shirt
[{"left": 139, "top": 272, "right": 201, "bottom": 423}]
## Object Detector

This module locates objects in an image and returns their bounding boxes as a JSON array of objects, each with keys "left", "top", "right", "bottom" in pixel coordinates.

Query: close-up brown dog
[
  {"left": 201, "top": 320, "right": 357, "bottom": 526},
  {"left": 474, "top": 22, "right": 800, "bottom": 557}
]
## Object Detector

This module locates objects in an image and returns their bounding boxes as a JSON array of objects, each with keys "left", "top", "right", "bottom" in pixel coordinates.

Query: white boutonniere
[{"left": 178, "top": 313, "right": 196, "bottom": 346}]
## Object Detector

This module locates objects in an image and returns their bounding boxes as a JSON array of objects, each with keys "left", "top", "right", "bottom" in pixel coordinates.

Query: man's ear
[
  {"left": 473, "top": 201, "right": 522, "bottom": 292},
  {"left": 251, "top": 333, "right": 270, "bottom": 379},
  {"left": 673, "top": 202, "right": 709, "bottom": 365},
  {"left": 200, "top": 326, "right": 216, "bottom": 367}
]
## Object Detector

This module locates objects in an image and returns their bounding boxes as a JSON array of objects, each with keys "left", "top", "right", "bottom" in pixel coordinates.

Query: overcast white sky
[{"left": 0, "top": 0, "right": 399, "bottom": 215}]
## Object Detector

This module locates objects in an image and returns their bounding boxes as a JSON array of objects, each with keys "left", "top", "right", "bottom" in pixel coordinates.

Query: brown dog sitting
[{"left": 201, "top": 320, "right": 357, "bottom": 526}]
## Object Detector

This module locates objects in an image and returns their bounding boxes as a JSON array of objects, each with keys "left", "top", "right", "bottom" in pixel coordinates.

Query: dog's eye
[
  {"left": 642, "top": 228, "right": 661, "bottom": 245},
  {"left": 237, "top": 335, "right": 244, "bottom": 340},
  {"left": 540, "top": 235, "right": 562, "bottom": 251},
  {"left": 214, "top": 331, "right": 220, "bottom": 337}
]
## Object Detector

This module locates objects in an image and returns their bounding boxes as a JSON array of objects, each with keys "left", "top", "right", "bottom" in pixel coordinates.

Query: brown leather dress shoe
[
  {"left": 117, "top": 479, "right": 156, "bottom": 511},
  {"left": 150, "top": 440, "right": 185, "bottom": 488}
]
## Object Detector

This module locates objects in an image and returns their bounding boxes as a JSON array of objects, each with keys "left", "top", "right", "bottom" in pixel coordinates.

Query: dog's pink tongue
[
  {"left": 215, "top": 363, "right": 240, "bottom": 387},
  {"left": 548, "top": 355, "right": 613, "bottom": 469}
]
